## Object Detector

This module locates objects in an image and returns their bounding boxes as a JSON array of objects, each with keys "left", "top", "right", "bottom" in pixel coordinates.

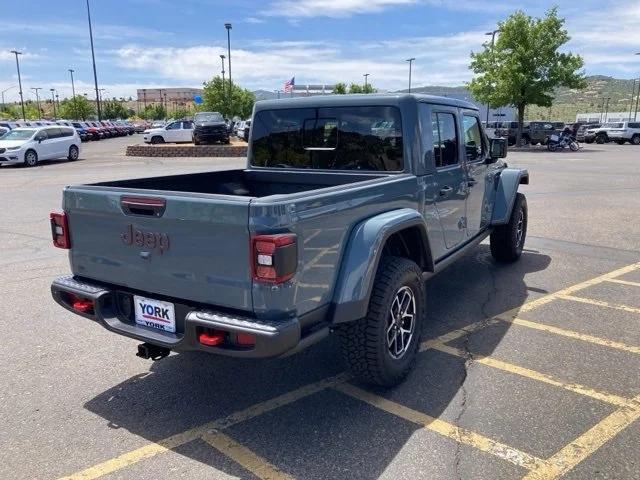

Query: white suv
[
  {"left": 143, "top": 120, "right": 194, "bottom": 144},
  {"left": 0, "top": 126, "right": 81, "bottom": 167},
  {"left": 607, "top": 121, "right": 640, "bottom": 145}
]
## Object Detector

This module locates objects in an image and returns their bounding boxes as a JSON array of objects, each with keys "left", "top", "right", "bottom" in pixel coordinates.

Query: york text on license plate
[{"left": 134, "top": 296, "right": 176, "bottom": 333}]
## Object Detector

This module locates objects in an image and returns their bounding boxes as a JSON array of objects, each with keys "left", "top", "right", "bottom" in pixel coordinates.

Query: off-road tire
[
  {"left": 596, "top": 134, "right": 607, "bottom": 144},
  {"left": 490, "top": 192, "right": 527, "bottom": 262},
  {"left": 24, "top": 149, "right": 38, "bottom": 167},
  {"left": 68, "top": 145, "right": 79, "bottom": 161},
  {"left": 338, "top": 256, "right": 425, "bottom": 387},
  {"left": 631, "top": 135, "right": 640, "bottom": 146}
]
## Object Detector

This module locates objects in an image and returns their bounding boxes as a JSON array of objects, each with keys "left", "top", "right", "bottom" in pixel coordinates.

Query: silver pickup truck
[{"left": 50, "top": 94, "right": 528, "bottom": 386}]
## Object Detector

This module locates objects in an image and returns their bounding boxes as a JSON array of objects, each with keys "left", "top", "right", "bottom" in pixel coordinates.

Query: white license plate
[{"left": 134, "top": 295, "right": 176, "bottom": 333}]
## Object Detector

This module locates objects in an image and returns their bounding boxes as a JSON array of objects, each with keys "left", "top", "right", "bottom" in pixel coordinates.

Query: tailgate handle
[{"left": 121, "top": 196, "right": 166, "bottom": 217}]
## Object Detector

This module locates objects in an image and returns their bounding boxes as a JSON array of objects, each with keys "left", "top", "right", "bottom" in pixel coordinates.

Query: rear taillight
[
  {"left": 50, "top": 212, "right": 70, "bottom": 249},
  {"left": 251, "top": 233, "right": 297, "bottom": 283}
]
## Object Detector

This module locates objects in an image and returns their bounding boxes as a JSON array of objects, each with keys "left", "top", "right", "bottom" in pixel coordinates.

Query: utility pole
[
  {"left": 630, "top": 79, "right": 637, "bottom": 121},
  {"left": 220, "top": 54, "right": 227, "bottom": 116},
  {"left": 86, "top": 0, "right": 102, "bottom": 120},
  {"left": 69, "top": 69, "right": 76, "bottom": 118},
  {"left": 50, "top": 88, "right": 57, "bottom": 119},
  {"left": 11, "top": 50, "right": 26, "bottom": 120},
  {"left": 599, "top": 97, "right": 605, "bottom": 122},
  {"left": 363, "top": 73, "right": 370, "bottom": 90},
  {"left": 31, "top": 87, "right": 42, "bottom": 119},
  {"left": 55, "top": 93, "right": 60, "bottom": 113},
  {"left": 405, "top": 58, "right": 415, "bottom": 93}
]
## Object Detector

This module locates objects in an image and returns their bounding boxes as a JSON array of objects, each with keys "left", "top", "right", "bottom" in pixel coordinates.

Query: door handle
[{"left": 439, "top": 186, "right": 453, "bottom": 196}]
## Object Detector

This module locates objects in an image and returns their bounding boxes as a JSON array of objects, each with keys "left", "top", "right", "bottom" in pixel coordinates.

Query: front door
[
  {"left": 461, "top": 113, "right": 492, "bottom": 237},
  {"left": 164, "top": 121, "right": 181, "bottom": 142},
  {"left": 431, "top": 110, "right": 467, "bottom": 249}
]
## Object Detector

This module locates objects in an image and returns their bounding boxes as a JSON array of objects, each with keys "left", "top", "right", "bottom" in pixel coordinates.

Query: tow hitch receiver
[{"left": 136, "top": 343, "right": 170, "bottom": 361}]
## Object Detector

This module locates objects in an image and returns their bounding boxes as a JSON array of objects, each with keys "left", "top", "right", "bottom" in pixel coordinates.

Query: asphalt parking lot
[{"left": 1, "top": 136, "right": 639, "bottom": 480}]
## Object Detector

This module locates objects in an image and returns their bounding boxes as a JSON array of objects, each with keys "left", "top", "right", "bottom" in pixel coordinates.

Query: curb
[{"left": 126, "top": 144, "right": 248, "bottom": 157}]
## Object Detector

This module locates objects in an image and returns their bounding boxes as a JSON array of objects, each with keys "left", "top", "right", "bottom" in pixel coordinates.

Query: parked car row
[
  {"left": 0, "top": 119, "right": 138, "bottom": 142},
  {"left": 582, "top": 121, "right": 640, "bottom": 145}
]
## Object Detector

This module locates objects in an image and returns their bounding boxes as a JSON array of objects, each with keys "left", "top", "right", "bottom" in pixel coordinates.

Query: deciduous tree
[
  {"left": 202, "top": 76, "right": 255, "bottom": 119},
  {"left": 468, "top": 8, "right": 586, "bottom": 144}
]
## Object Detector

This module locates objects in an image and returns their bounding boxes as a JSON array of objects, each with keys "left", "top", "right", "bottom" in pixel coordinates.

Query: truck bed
[{"left": 92, "top": 169, "right": 387, "bottom": 198}]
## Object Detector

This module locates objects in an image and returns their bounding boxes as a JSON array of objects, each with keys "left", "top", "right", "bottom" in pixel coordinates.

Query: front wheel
[
  {"left": 150, "top": 136, "right": 165, "bottom": 145},
  {"left": 631, "top": 135, "right": 640, "bottom": 146},
  {"left": 338, "top": 256, "right": 425, "bottom": 387},
  {"left": 490, "top": 193, "right": 527, "bottom": 263},
  {"left": 24, "top": 149, "right": 38, "bottom": 167},
  {"left": 569, "top": 141, "right": 579, "bottom": 151}
]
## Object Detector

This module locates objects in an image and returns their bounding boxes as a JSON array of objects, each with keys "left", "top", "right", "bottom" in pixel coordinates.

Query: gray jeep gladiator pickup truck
[{"left": 50, "top": 94, "right": 528, "bottom": 386}]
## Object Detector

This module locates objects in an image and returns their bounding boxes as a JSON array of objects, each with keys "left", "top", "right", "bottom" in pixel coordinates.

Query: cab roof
[{"left": 254, "top": 93, "right": 478, "bottom": 112}]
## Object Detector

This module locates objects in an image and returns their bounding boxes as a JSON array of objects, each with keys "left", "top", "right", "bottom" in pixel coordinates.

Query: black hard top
[{"left": 254, "top": 93, "right": 478, "bottom": 112}]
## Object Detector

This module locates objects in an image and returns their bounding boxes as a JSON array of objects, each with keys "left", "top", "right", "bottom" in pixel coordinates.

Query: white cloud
[{"left": 263, "top": 0, "right": 416, "bottom": 18}]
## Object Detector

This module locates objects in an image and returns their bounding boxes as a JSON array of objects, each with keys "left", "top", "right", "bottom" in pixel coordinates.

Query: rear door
[
  {"left": 65, "top": 188, "right": 254, "bottom": 311},
  {"left": 179, "top": 121, "right": 193, "bottom": 142},
  {"left": 431, "top": 108, "right": 467, "bottom": 249}
]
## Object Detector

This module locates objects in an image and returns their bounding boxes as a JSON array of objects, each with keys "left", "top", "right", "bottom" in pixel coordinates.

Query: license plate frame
[{"left": 134, "top": 295, "right": 176, "bottom": 333}]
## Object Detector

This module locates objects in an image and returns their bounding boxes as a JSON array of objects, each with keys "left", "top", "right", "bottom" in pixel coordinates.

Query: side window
[
  {"left": 462, "top": 115, "right": 484, "bottom": 161},
  {"left": 35, "top": 130, "right": 48, "bottom": 141},
  {"left": 45, "top": 128, "right": 61, "bottom": 139},
  {"left": 431, "top": 112, "right": 459, "bottom": 168},
  {"left": 182, "top": 121, "right": 193, "bottom": 129},
  {"left": 166, "top": 122, "right": 180, "bottom": 130}
]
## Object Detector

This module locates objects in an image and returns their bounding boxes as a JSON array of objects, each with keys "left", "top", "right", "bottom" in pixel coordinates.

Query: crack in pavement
[{"left": 452, "top": 262, "right": 499, "bottom": 480}]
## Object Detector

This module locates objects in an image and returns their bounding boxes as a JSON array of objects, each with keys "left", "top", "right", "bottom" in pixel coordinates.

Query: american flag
[{"left": 283, "top": 77, "right": 295, "bottom": 93}]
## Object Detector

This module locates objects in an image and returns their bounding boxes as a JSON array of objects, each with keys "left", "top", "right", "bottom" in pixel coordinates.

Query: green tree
[
  {"left": 0, "top": 104, "right": 21, "bottom": 119},
  {"left": 103, "top": 100, "right": 129, "bottom": 119},
  {"left": 333, "top": 82, "right": 347, "bottom": 94},
  {"left": 348, "top": 83, "right": 363, "bottom": 94},
  {"left": 173, "top": 106, "right": 191, "bottom": 119},
  {"left": 468, "top": 8, "right": 586, "bottom": 144},
  {"left": 59, "top": 96, "right": 96, "bottom": 120},
  {"left": 202, "top": 76, "right": 255, "bottom": 118},
  {"left": 140, "top": 104, "right": 167, "bottom": 120}
]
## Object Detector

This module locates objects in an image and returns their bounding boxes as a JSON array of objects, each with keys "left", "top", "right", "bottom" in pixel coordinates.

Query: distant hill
[{"left": 252, "top": 76, "right": 639, "bottom": 122}]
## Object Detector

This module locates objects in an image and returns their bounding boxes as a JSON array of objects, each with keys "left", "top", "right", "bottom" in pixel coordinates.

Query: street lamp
[
  {"left": 603, "top": 97, "right": 611, "bottom": 122},
  {"left": 363, "top": 73, "right": 370, "bottom": 90},
  {"left": 484, "top": 30, "right": 500, "bottom": 124},
  {"left": 31, "top": 87, "right": 42, "bottom": 120},
  {"left": 10, "top": 50, "right": 26, "bottom": 120},
  {"left": 1, "top": 85, "right": 17, "bottom": 111},
  {"left": 86, "top": 0, "right": 102, "bottom": 120},
  {"left": 225, "top": 23, "right": 232, "bottom": 91},
  {"left": 405, "top": 58, "right": 415, "bottom": 93},
  {"left": 50, "top": 88, "right": 57, "bottom": 119},
  {"left": 69, "top": 69, "right": 77, "bottom": 118}
]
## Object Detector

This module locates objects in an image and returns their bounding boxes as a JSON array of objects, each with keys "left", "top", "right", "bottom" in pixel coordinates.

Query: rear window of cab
[{"left": 250, "top": 106, "right": 403, "bottom": 171}]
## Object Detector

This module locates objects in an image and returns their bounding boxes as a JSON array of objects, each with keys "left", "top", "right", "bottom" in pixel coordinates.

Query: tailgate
[{"left": 64, "top": 187, "right": 253, "bottom": 312}]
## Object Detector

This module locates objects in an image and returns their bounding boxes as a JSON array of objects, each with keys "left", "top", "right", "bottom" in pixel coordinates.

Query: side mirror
[{"left": 489, "top": 137, "right": 507, "bottom": 160}]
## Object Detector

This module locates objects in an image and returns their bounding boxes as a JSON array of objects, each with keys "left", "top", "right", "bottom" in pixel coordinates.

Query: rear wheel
[
  {"left": 24, "top": 149, "right": 38, "bottom": 167},
  {"left": 490, "top": 193, "right": 527, "bottom": 263},
  {"left": 547, "top": 143, "right": 557, "bottom": 151},
  {"left": 68, "top": 145, "right": 79, "bottom": 161},
  {"left": 150, "top": 136, "right": 165, "bottom": 145},
  {"left": 338, "top": 256, "right": 425, "bottom": 387},
  {"left": 569, "top": 141, "right": 579, "bottom": 151}
]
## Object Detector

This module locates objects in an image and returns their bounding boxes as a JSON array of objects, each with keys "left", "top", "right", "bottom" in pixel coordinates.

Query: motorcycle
[{"left": 547, "top": 133, "right": 579, "bottom": 152}]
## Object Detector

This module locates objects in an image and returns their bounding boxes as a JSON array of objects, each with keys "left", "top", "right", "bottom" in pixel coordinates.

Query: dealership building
[{"left": 136, "top": 88, "right": 203, "bottom": 105}]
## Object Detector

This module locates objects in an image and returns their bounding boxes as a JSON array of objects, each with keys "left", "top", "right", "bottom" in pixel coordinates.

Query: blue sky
[{"left": 1, "top": 0, "right": 639, "bottom": 102}]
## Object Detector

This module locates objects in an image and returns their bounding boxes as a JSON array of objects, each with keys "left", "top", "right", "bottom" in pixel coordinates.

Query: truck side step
[{"left": 136, "top": 343, "right": 171, "bottom": 361}]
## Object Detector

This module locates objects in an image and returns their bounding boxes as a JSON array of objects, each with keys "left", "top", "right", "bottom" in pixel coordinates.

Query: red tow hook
[
  {"left": 68, "top": 293, "right": 95, "bottom": 314},
  {"left": 198, "top": 329, "right": 226, "bottom": 346}
]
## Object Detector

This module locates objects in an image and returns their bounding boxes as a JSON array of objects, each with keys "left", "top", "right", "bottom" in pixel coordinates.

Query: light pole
[
  {"left": 225, "top": 23, "right": 232, "bottom": 111},
  {"left": 1, "top": 85, "right": 16, "bottom": 111},
  {"left": 630, "top": 79, "right": 637, "bottom": 121},
  {"left": 31, "top": 87, "right": 42, "bottom": 119},
  {"left": 603, "top": 97, "right": 611, "bottom": 122},
  {"left": 220, "top": 54, "right": 227, "bottom": 116},
  {"left": 69, "top": 69, "right": 76, "bottom": 118},
  {"left": 484, "top": 30, "right": 500, "bottom": 124},
  {"left": 10, "top": 50, "right": 26, "bottom": 120},
  {"left": 86, "top": 0, "right": 102, "bottom": 120},
  {"left": 363, "top": 73, "right": 370, "bottom": 90},
  {"left": 50, "top": 88, "right": 57, "bottom": 119},
  {"left": 634, "top": 53, "right": 640, "bottom": 120},
  {"left": 405, "top": 58, "right": 415, "bottom": 93}
]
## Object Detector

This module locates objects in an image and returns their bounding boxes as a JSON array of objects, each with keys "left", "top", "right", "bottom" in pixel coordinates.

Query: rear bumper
[{"left": 51, "top": 275, "right": 305, "bottom": 358}]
